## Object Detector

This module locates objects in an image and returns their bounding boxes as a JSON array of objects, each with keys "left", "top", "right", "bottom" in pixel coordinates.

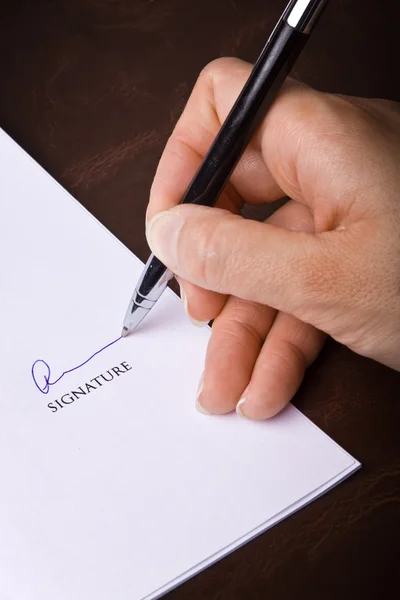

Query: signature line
[{"left": 31, "top": 336, "right": 122, "bottom": 395}]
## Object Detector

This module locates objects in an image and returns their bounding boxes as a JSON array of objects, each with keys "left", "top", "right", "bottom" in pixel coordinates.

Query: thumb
[{"left": 146, "top": 204, "right": 343, "bottom": 325}]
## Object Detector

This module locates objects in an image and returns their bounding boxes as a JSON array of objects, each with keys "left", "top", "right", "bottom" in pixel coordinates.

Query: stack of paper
[{"left": 0, "top": 130, "right": 359, "bottom": 600}]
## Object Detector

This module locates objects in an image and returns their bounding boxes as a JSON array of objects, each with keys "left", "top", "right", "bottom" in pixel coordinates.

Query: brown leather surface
[{"left": 1, "top": 1, "right": 400, "bottom": 598}]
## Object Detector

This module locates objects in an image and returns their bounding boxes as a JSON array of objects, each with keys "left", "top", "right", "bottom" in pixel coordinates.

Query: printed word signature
[{"left": 31, "top": 336, "right": 122, "bottom": 395}]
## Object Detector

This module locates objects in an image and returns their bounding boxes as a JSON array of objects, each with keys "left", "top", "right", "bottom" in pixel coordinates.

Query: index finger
[{"left": 147, "top": 57, "right": 284, "bottom": 223}]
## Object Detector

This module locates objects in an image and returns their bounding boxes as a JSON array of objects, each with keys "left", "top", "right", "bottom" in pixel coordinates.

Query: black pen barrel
[{"left": 180, "top": 21, "right": 307, "bottom": 208}]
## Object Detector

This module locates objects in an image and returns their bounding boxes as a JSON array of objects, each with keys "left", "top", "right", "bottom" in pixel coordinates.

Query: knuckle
[
  {"left": 277, "top": 85, "right": 328, "bottom": 124},
  {"left": 265, "top": 89, "right": 340, "bottom": 196},
  {"left": 197, "top": 213, "right": 244, "bottom": 293},
  {"left": 224, "top": 300, "right": 266, "bottom": 347},
  {"left": 198, "top": 57, "right": 239, "bottom": 84},
  {"left": 268, "top": 339, "right": 307, "bottom": 384},
  {"left": 181, "top": 215, "right": 228, "bottom": 290},
  {"left": 231, "top": 318, "right": 264, "bottom": 348},
  {"left": 275, "top": 88, "right": 353, "bottom": 149},
  {"left": 197, "top": 59, "right": 223, "bottom": 89},
  {"left": 268, "top": 340, "right": 307, "bottom": 377}
]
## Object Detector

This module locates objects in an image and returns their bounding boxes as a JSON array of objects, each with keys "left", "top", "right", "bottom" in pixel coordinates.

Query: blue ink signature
[{"left": 31, "top": 336, "right": 122, "bottom": 395}]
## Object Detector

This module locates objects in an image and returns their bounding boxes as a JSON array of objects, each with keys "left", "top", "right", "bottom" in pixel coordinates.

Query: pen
[{"left": 121, "top": 0, "right": 329, "bottom": 337}]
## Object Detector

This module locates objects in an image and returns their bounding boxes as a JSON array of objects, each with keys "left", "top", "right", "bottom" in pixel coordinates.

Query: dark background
[{"left": 1, "top": 1, "right": 400, "bottom": 598}]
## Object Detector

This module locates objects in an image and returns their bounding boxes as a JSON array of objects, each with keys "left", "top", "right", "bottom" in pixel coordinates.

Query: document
[{"left": 0, "top": 129, "right": 360, "bottom": 600}]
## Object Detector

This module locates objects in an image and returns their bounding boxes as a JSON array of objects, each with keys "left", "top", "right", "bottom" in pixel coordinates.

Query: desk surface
[{"left": 1, "top": 1, "right": 400, "bottom": 598}]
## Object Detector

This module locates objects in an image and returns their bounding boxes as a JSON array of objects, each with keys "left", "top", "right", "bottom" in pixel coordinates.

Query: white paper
[{"left": 0, "top": 129, "right": 360, "bottom": 600}]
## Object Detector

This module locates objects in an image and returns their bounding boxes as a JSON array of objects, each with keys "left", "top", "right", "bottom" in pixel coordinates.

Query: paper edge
[
  {"left": 147, "top": 460, "right": 361, "bottom": 600},
  {"left": 0, "top": 128, "right": 183, "bottom": 307}
]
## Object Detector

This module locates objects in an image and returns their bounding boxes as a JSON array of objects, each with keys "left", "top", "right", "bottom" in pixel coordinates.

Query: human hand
[{"left": 146, "top": 58, "right": 400, "bottom": 420}]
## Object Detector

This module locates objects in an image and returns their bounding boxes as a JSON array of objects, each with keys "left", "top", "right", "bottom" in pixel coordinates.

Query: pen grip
[
  {"left": 180, "top": 21, "right": 308, "bottom": 208},
  {"left": 137, "top": 22, "right": 309, "bottom": 299},
  {"left": 138, "top": 23, "right": 309, "bottom": 298}
]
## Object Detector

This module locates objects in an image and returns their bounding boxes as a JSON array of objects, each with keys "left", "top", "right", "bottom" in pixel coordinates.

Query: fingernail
[
  {"left": 179, "top": 283, "right": 209, "bottom": 328},
  {"left": 146, "top": 210, "right": 184, "bottom": 269},
  {"left": 195, "top": 372, "right": 210, "bottom": 415},
  {"left": 145, "top": 205, "right": 151, "bottom": 225},
  {"left": 236, "top": 388, "right": 249, "bottom": 419},
  {"left": 179, "top": 282, "right": 188, "bottom": 309},
  {"left": 190, "top": 317, "right": 209, "bottom": 328},
  {"left": 196, "top": 398, "right": 211, "bottom": 415}
]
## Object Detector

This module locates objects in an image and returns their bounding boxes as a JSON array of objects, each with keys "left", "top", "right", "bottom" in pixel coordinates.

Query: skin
[{"left": 145, "top": 57, "right": 400, "bottom": 421}]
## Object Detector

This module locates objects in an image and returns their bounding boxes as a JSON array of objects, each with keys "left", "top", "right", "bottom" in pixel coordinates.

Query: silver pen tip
[{"left": 121, "top": 301, "right": 151, "bottom": 336}]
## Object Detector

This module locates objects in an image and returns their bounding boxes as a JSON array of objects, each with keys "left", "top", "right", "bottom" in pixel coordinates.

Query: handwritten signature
[{"left": 31, "top": 336, "right": 122, "bottom": 395}]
